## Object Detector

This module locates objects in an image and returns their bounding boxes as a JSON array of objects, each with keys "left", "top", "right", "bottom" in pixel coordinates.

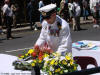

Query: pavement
[{"left": 0, "top": 16, "right": 94, "bottom": 34}]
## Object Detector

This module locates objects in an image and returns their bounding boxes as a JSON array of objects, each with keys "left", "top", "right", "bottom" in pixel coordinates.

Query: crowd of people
[{"left": 0, "top": 0, "right": 100, "bottom": 40}]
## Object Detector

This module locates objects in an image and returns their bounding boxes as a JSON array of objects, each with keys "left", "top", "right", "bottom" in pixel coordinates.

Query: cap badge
[{"left": 42, "top": 12, "right": 47, "bottom": 16}]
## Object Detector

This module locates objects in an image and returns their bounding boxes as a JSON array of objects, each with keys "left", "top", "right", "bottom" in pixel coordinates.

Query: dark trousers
[
  {"left": 5, "top": 16, "right": 12, "bottom": 38},
  {"left": 28, "top": 13, "right": 35, "bottom": 30}
]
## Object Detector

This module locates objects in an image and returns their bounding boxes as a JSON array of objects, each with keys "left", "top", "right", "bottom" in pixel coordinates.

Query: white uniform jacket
[{"left": 35, "top": 15, "right": 72, "bottom": 54}]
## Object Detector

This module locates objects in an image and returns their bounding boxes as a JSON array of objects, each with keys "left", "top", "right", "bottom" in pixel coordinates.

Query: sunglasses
[{"left": 43, "top": 15, "right": 51, "bottom": 20}]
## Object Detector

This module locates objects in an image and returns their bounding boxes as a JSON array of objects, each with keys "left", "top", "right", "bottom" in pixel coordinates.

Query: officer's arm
[{"left": 35, "top": 22, "right": 47, "bottom": 46}]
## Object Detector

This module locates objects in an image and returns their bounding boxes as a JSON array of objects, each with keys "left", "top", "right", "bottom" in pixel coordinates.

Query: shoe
[{"left": 78, "top": 28, "right": 83, "bottom": 31}]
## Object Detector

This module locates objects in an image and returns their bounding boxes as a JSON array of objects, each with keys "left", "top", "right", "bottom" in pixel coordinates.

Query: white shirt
[
  {"left": 39, "top": 1, "right": 44, "bottom": 8},
  {"left": 35, "top": 15, "right": 72, "bottom": 54},
  {"left": 73, "top": 2, "right": 81, "bottom": 17},
  {"left": 68, "top": 3, "right": 73, "bottom": 11},
  {"left": 90, "top": 0, "right": 100, "bottom": 12},
  {"left": 2, "top": 4, "right": 13, "bottom": 17}
]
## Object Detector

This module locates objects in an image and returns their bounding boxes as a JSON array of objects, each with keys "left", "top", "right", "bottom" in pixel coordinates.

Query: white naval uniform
[{"left": 35, "top": 15, "right": 72, "bottom": 54}]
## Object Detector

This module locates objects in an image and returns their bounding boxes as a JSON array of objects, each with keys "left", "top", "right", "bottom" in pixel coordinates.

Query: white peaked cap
[{"left": 39, "top": 4, "right": 57, "bottom": 12}]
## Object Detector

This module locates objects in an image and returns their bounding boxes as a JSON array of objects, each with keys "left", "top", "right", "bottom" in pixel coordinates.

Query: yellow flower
[
  {"left": 74, "top": 65, "right": 77, "bottom": 70},
  {"left": 43, "top": 53, "right": 49, "bottom": 58},
  {"left": 31, "top": 63, "right": 35, "bottom": 67},
  {"left": 28, "top": 49, "right": 34, "bottom": 54},
  {"left": 55, "top": 61, "right": 58, "bottom": 65},
  {"left": 39, "top": 60, "right": 42, "bottom": 63},
  {"left": 33, "top": 60, "right": 37, "bottom": 63},
  {"left": 65, "top": 56, "right": 71, "bottom": 60},
  {"left": 55, "top": 69, "right": 58, "bottom": 72},
  {"left": 25, "top": 53, "right": 28, "bottom": 56},
  {"left": 70, "top": 59, "right": 74, "bottom": 65},
  {"left": 57, "top": 68, "right": 61, "bottom": 72},
  {"left": 50, "top": 59, "right": 55, "bottom": 65},
  {"left": 62, "top": 60, "right": 67, "bottom": 65},
  {"left": 60, "top": 70, "right": 63, "bottom": 74},
  {"left": 18, "top": 58, "right": 22, "bottom": 60},
  {"left": 52, "top": 52, "right": 60, "bottom": 57},
  {"left": 55, "top": 68, "right": 61, "bottom": 72},
  {"left": 20, "top": 55, "right": 24, "bottom": 58},
  {"left": 49, "top": 71, "right": 52, "bottom": 75}
]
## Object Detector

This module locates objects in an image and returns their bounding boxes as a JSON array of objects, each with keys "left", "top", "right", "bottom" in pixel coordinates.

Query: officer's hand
[{"left": 34, "top": 45, "right": 40, "bottom": 53}]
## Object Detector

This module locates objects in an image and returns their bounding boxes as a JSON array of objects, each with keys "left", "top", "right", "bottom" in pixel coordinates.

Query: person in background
[
  {"left": 90, "top": 0, "right": 100, "bottom": 28},
  {"left": 11, "top": 3, "right": 19, "bottom": 28},
  {"left": 72, "top": 0, "right": 82, "bottom": 31},
  {"left": 27, "top": 0, "right": 35, "bottom": 30},
  {"left": 2, "top": 0, "right": 13, "bottom": 40},
  {"left": 34, "top": 4, "right": 72, "bottom": 55},
  {"left": 82, "top": 0, "right": 89, "bottom": 20},
  {"left": 39, "top": 0, "right": 44, "bottom": 24},
  {"left": 59, "top": 0, "right": 69, "bottom": 21},
  {"left": 1, "top": 5, "right": 5, "bottom": 29},
  {"left": 58, "top": 0, "right": 66, "bottom": 19},
  {"left": 0, "top": 6, "right": 4, "bottom": 34},
  {"left": 68, "top": 0, "right": 73, "bottom": 24}
]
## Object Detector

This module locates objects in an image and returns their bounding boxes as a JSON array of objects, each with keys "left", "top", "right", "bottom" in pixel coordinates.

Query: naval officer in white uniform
[{"left": 34, "top": 4, "right": 72, "bottom": 55}]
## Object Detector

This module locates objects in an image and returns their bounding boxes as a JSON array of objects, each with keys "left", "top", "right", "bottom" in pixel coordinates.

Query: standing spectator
[
  {"left": 90, "top": 0, "right": 100, "bottom": 28},
  {"left": 68, "top": 0, "right": 73, "bottom": 24},
  {"left": 2, "top": 0, "right": 13, "bottom": 40},
  {"left": 1, "top": 5, "right": 6, "bottom": 28},
  {"left": 82, "top": 0, "right": 89, "bottom": 20},
  {"left": 27, "top": 0, "right": 35, "bottom": 30},
  {"left": 99, "top": 0, "right": 100, "bottom": 19},
  {"left": 72, "top": 0, "right": 81, "bottom": 31},
  {"left": 11, "top": 3, "right": 19, "bottom": 28},
  {"left": 39, "top": 0, "right": 44, "bottom": 24},
  {"left": 58, "top": 0, "right": 66, "bottom": 19},
  {"left": 0, "top": 7, "right": 3, "bottom": 34},
  {"left": 59, "top": 0, "right": 69, "bottom": 21}
]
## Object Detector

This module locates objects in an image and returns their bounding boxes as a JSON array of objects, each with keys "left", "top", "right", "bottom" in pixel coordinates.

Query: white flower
[
  {"left": 68, "top": 63, "right": 71, "bottom": 66},
  {"left": 54, "top": 57, "right": 59, "bottom": 60},
  {"left": 50, "top": 66, "right": 54, "bottom": 71},
  {"left": 44, "top": 57, "right": 49, "bottom": 61},
  {"left": 64, "top": 70, "right": 68, "bottom": 73},
  {"left": 60, "top": 56, "right": 65, "bottom": 61},
  {"left": 44, "top": 61, "right": 48, "bottom": 68}
]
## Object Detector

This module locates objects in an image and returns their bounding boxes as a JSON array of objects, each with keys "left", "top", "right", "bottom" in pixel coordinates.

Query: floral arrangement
[
  {"left": 13, "top": 45, "right": 52, "bottom": 70},
  {"left": 13, "top": 44, "right": 77, "bottom": 74},
  {"left": 41, "top": 52, "right": 78, "bottom": 75}
]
